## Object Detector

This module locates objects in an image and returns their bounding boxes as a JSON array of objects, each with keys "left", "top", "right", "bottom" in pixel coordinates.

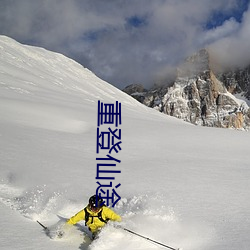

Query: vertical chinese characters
[{"left": 96, "top": 100, "right": 122, "bottom": 207}]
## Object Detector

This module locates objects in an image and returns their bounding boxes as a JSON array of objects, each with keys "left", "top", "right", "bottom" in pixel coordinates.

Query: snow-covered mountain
[
  {"left": 217, "top": 65, "right": 250, "bottom": 100},
  {"left": 123, "top": 49, "right": 250, "bottom": 130},
  {"left": 0, "top": 36, "right": 250, "bottom": 250}
]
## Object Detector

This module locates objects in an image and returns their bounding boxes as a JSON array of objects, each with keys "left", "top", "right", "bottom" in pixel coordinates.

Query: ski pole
[
  {"left": 122, "top": 227, "right": 180, "bottom": 250},
  {"left": 37, "top": 220, "right": 48, "bottom": 231}
]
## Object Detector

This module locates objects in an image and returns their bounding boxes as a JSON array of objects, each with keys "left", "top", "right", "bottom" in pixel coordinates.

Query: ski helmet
[{"left": 89, "top": 195, "right": 104, "bottom": 209}]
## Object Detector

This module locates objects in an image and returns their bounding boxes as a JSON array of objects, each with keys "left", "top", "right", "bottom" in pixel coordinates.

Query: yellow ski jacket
[{"left": 67, "top": 206, "right": 121, "bottom": 233}]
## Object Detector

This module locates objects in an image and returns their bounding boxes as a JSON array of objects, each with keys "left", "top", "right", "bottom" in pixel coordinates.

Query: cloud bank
[{"left": 0, "top": 0, "right": 249, "bottom": 88}]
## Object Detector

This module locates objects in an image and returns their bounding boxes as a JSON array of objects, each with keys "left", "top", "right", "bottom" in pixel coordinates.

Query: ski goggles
[{"left": 89, "top": 204, "right": 101, "bottom": 212}]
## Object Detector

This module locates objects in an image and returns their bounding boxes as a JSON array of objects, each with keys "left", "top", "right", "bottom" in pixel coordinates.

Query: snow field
[{"left": 0, "top": 36, "right": 250, "bottom": 250}]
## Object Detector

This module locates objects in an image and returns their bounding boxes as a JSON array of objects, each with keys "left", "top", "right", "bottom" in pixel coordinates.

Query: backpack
[{"left": 84, "top": 207, "right": 109, "bottom": 226}]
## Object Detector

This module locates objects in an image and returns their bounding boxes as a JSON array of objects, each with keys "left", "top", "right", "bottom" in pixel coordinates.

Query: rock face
[
  {"left": 123, "top": 49, "right": 250, "bottom": 130},
  {"left": 217, "top": 66, "right": 250, "bottom": 100},
  {"left": 123, "top": 84, "right": 147, "bottom": 103}
]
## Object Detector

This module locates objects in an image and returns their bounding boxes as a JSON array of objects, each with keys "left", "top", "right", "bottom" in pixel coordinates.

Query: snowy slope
[{"left": 0, "top": 36, "right": 250, "bottom": 250}]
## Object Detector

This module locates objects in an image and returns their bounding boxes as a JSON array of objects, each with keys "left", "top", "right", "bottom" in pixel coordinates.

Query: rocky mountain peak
[
  {"left": 177, "top": 49, "right": 210, "bottom": 78},
  {"left": 123, "top": 49, "right": 250, "bottom": 130}
]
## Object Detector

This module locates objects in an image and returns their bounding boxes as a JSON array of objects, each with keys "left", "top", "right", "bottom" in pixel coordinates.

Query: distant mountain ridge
[{"left": 123, "top": 49, "right": 250, "bottom": 130}]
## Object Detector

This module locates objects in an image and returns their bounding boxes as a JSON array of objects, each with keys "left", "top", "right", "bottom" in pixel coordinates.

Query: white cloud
[
  {"left": 200, "top": 18, "right": 240, "bottom": 45},
  {"left": 0, "top": 0, "right": 249, "bottom": 88},
  {"left": 209, "top": 5, "right": 250, "bottom": 68}
]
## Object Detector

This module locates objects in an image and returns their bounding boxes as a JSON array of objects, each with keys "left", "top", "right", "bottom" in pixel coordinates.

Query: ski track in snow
[{"left": 0, "top": 180, "right": 211, "bottom": 250}]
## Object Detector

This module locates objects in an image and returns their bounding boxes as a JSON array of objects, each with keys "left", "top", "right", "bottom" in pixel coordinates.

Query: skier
[{"left": 66, "top": 195, "right": 122, "bottom": 239}]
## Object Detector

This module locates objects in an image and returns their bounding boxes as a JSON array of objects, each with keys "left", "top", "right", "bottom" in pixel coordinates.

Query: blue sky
[
  {"left": 205, "top": 0, "right": 249, "bottom": 28},
  {"left": 0, "top": 0, "right": 249, "bottom": 89}
]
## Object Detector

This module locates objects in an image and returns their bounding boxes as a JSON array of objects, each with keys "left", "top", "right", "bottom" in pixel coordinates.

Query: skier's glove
[{"left": 113, "top": 224, "right": 123, "bottom": 229}]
